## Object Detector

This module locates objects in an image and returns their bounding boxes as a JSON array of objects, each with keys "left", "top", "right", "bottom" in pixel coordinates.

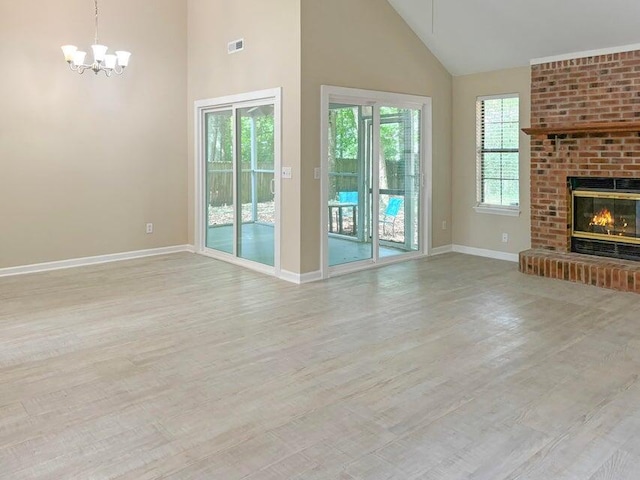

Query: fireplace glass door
[{"left": 573, "top": 191, "right": 640, "bottom": 244}]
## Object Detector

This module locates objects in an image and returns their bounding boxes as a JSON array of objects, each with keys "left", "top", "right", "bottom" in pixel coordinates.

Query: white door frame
[
  {"left": 320, "top": 85, "right": 433, "bottom": 279},
  {"left": 194, "top": 88, "right": 282, "bottom": 277}
]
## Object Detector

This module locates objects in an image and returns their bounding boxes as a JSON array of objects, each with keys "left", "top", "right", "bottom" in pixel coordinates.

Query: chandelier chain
[{"left": 94, "top": 0, "right": 99, "bottom": 45}]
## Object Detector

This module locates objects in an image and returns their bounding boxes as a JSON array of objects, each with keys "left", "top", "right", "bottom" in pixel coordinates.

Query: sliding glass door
[
  {"left": 324, "top": 89, "right": 428, "bottom": 273},
  {"left": 327, "top": 103, "right": 372, "bottom": 266},
  {"left": 377, "top": 106, "right": 421, "bottom": 256},
  {"left": 199, "top": 90, "right": 279, "bottom": 272},
  {"left": 205, "top": 110, "right": 234, "bottom": 255},
  {"left": 236, "top": 104, "right": 276, "bottom": 266}
]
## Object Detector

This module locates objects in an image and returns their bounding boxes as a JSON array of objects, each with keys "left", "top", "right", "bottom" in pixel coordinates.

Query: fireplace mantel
[{"left": 522, "top": 121, "right": 640, "bottom": 138}]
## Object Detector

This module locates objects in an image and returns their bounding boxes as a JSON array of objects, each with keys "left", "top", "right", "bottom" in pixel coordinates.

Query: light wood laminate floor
[{"left": 1, "top": 253, "right": 640, "bottom": 479}]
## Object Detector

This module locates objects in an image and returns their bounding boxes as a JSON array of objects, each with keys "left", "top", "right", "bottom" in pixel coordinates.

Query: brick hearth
[
  {"left": 522, "top": 50, "right": 640, "bottom": 293},
  {"left": 520, "top": 249, "right": 640, "bottom": 293}
]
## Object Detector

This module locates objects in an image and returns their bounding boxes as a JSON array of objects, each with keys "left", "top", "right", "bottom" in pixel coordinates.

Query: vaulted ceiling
[{"left": 388, "top": 0, "right": 640, "bottom": 76}]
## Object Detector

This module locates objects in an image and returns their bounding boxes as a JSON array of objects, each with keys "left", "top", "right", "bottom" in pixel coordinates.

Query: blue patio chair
[
  {"left": 331, "top": 191, "right": 358, "bottom": 235},
  {"left": 338, "top": 191, "right": 358, "bottom": 204},
  {"left": 383, "top": 197, "right": 403, "bottom": 235}
]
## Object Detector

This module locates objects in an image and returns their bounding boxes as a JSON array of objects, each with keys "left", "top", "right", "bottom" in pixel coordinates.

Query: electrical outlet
[
  {"left": 442, "top": 220, "right": 447, "bottom": 230},
  {"left": 146, "top": 223, "right": 153, "bottom": 234},
  {"left": 502, "top": 233, "right": 508, "bottom": 243},
  {"left": 314, "top": 167, "right": 321, "bottom": 180}
]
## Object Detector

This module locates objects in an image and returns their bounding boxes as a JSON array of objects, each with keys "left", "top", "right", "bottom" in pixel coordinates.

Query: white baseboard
[
  {"left": 280, "top": 269, "right": 323, "bottom": 284},
  {"left": 0, "top": 243, "right": 518, "bottom": 280},
  {"left": 430, "top": 245, "right": 453, "bottom": 256},
  {"left": 0, "top": 245, "right": 193, "bottom": 278},
  {"left": 452, "top": 245, "right": 519, "bottom": 263}
]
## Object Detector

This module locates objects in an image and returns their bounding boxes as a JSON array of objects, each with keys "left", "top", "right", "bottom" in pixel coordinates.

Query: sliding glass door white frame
[
  {"left": 320, "top": 85, "right": 432, "bottom": 279},
  {"left": 194, "top": 88, "right": 281, "bottom": 277}
]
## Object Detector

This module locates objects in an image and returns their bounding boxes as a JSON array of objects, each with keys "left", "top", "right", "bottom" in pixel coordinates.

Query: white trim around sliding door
[
  {"left": 194, "top": 88, "right": 282, "bottom": 278},
  {"left": 320, "top": 85, "right": 433, "bottom": 279}
]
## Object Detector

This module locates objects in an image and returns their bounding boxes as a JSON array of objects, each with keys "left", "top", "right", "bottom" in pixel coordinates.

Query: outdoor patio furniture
[
  {"left": 382, "top": 197, "right": 403, "bottom": 235},
  {"left": 329, "top": 191, "right": 358, "bottom": 235}
]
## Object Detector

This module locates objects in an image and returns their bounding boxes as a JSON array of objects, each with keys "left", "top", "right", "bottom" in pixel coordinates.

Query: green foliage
[
  {"left": 205, "top": 109, "right": 275, "bottom": 165},
  {"left": 330, "top": 106, "right": 418, "bottom": 163},
  {"left": 240, "top": 111, "right": 274, "bottom": 165},
  {"left": 331, "top": 107, "right": 358, "bottom": 159},
  {"left": 206, "top": 112, "right": 232, "bottom": 163},
  {"left": 380, "top": 123, "right": 400, "bottom": 162},
  {"left": 205, "top": 108, "right": 275, "bottom": 206}
]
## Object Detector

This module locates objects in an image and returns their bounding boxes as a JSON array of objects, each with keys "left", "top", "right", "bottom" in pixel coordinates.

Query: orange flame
[{"left": 589, "top": 208, "right": 614, "bottom": 228}]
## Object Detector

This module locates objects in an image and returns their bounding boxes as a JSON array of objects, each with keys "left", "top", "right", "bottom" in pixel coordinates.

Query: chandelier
[{"left": 61, "top": 0, "right": 131, "bottom": 76}]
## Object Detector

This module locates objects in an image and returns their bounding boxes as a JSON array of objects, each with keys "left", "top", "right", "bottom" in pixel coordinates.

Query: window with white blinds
[{"left": 476, "top": 94, "right": 519, "bottom": 208}]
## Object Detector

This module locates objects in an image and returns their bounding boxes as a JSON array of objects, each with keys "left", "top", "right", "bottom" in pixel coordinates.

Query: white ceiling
[{"left": 388, "top": 0, "right": 640, "bottom": 76}]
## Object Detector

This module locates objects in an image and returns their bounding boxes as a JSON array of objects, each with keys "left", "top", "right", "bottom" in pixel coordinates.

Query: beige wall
[
  {"left": 4, "top": 0, "right": 525, "bottom": 274},
  {"left": 452, "top": 66, "right": 531, "bottom": 254},
  {"left": 301, "top": 0, "right": 453, "bottom": 273},
  {"left": 187, "top": 0, "right": 302, "bottom": 273},
  {"left": 0, "top": 0, "right": 188, "bottom": 269}
]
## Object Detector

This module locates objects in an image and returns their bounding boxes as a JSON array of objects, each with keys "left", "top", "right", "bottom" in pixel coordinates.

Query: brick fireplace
[{"left": 519, "top": 50, "right": 640, "bottom": 293}]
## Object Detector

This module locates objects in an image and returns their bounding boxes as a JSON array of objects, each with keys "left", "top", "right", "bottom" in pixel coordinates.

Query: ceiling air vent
[{"left": 228, "top": 39, "right": 244, "bottom": 54}]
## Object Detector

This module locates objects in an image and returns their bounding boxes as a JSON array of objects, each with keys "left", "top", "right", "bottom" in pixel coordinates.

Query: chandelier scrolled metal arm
[{"left": 61, "top": 0, "right": 131, "bottom": 77}]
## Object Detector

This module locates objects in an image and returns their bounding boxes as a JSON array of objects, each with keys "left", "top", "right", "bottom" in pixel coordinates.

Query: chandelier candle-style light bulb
[{"left": 61, "top": 0, "right": 131, "bottom": 76}]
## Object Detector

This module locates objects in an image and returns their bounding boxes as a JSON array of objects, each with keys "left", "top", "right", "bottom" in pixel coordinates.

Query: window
[{"left": 476, "top": 94, "right": 519, "bottom": 211}]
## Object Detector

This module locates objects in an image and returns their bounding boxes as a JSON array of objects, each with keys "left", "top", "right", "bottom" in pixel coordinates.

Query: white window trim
[
  {"left": 476, "top": 93, "right": 520, "bottom": 212},
  {"left": 473, "top": 204, "right": 520, "bottom": 217},
  {"left": 477, "top": 93, "right": 519, "bottom": 102}
]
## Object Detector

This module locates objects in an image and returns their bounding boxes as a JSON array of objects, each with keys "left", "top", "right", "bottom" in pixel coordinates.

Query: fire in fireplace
[
  {"left": 589, "top": 208, "right": 616, "bottom": 232},
  {"left": 570, "top": 177, "right": 640, "bottom": 261}
]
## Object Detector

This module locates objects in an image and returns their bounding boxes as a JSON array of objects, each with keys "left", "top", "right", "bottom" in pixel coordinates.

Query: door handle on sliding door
[{"left": 270, "top": 178, "right": 276, "bottom": 195}]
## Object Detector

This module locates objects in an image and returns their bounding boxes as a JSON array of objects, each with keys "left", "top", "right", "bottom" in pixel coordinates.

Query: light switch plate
[
  {"left": 314, "top": 167, "right": 320, "bottom": 180},
  {"left": 282, "top": 167, "right": 292, "bottom": 179}
]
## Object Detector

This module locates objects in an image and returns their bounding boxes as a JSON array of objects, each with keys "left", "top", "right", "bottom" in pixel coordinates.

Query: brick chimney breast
[{"left": 521, "top": 50, "right": 640, "bottom": 293}]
